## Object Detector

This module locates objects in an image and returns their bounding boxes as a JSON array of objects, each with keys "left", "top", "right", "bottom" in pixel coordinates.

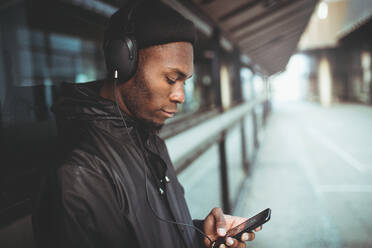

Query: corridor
[{"left": 234, "top": 102, "right": 372, "bottom": 247}]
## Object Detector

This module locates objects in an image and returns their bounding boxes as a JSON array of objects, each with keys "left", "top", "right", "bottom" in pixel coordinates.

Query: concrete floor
[{"left": 234, "top": 102, "right": 372, "bottom": 248}]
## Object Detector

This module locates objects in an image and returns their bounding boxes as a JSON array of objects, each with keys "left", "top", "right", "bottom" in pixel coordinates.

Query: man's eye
[{"left": 166, "top": 77, "right": 176, "bottom": 85}]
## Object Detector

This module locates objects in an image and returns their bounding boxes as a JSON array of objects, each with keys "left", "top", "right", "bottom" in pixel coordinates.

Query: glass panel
[{"left": 0, "top": 2, "right": 106, "bottom": 222}]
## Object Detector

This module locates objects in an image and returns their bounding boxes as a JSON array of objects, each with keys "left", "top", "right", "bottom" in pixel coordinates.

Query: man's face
[{"left": 122, "top": 41, "right": 193, "bottom": 132}]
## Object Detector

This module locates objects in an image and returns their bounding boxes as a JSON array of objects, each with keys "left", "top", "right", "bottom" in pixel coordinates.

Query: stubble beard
[{"left": 122, "top": 71, "right": 164, "bottom": 134}]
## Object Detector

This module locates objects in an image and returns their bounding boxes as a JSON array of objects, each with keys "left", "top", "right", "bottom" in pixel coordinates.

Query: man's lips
[{"left": 161, "top": 109, "right": 176, "bottom": 117}]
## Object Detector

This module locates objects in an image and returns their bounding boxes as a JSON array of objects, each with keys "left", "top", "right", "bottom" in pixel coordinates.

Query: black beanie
[{"left": 104, "top": 0, "right": 196, "bottom": 49}]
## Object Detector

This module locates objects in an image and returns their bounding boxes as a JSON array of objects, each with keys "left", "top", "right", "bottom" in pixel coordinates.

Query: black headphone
[{"left": 103, "top": 1, "right": 143, "bottom": 83}]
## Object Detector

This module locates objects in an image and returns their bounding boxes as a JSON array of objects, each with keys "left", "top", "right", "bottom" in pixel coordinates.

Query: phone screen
[{"left": 226, "top": 208, "right": 271, "bottom": 237}]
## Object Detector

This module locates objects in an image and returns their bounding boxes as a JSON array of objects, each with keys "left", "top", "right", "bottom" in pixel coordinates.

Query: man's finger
[
  {"left": 211, "top": 207, "right": 226, "bottom": 236},
  {"left": 226, "top": 237, "right": 246, "bottom": 247},
  {"left": 237, "top": 242, "right": 246, "bottom": 248},
  {"left": 241, "top": 232, "right": 249, "bottom": 242},
  {"left": 225, "top": 237, "right": 235, "bottom": 247},
  {"left": 254, "top": 226, "right": 262, "bottom": 232},
  {"left": 241, "top": 232, "right": 255, "bottom": 242},
  {"left": 247, "top": 232, "right": 255, "bottom": 241}
]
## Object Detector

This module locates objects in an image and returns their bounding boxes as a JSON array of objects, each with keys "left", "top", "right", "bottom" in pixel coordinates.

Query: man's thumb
[{"left": 211, "top": 208, "right": 226, "bottom": 236}]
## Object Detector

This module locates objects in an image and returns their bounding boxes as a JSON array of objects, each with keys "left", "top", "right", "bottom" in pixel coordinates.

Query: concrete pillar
[
  {"left": 361, "top": 51, "right": 371, "bottom": 104},
  {"left": 220, "top": 65, "right": 232, "bottom": 111},
  {"left": 232, "top": 48, "right": 243, "bottom": 103},
  {"left": 318, "top": 56, "right": 333, "bottom": 107}
]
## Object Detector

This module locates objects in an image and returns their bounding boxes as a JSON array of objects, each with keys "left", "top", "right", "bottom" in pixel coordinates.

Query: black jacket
[{"left": 33, "top": 81, "right": 204, "bottom": 248}]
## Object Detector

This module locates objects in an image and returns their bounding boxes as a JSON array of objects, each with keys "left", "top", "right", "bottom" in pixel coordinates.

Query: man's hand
[{"left": 203, "top": 207, "right": 262, "bottom": 248}]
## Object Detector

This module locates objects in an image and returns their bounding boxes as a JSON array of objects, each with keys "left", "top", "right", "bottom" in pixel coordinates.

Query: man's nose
[{"left": 169, "top": 84, "right": 185, "bottom": 104}]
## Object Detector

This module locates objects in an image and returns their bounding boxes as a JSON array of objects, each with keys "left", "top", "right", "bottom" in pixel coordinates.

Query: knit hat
[{"left": 104, "top": 0, "right": 196, "bottom": 49}]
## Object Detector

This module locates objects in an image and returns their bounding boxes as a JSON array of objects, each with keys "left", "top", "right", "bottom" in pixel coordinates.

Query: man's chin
[
  {"left": 137, "top": 117, "right": 164, "bottom": 134},
  {"left": 149, "top": 122, "right": 164, "bottom": 133}
]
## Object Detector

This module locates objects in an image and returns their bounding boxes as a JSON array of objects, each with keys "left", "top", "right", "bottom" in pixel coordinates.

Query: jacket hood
[
  {"left": 52, "top": 80, "right": 136, "bottom": 148},
  {"left": 53, "top": 80, "right": 122, "bottom": 122}
]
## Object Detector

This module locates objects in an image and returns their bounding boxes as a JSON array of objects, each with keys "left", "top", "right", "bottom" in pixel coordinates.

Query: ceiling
[{"left": 191, "top": 0, "right": 318, "bottom": 75}]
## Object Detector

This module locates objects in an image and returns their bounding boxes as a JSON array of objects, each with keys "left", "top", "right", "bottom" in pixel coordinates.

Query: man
[{"left": 33, "top": 1, "right": 261, "bottom": 248}]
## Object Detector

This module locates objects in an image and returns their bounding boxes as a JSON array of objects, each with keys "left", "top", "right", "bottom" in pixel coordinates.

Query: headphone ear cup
[{"left": 104, "top": 36, "right": 138, "bottom": 83}]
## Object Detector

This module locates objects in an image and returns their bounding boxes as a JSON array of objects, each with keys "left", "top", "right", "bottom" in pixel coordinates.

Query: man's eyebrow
[{"left": 167, "top": 67, "right": 193, "bottom": 79}]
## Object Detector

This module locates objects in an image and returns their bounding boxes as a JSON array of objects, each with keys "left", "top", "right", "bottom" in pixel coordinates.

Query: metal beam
[
  {"left": 259, "top": 54, "right": 291, "bottom": 67},
  {"left": 246, "top": 42, "right": 296, "bottom": 68},
  {"left": 252, "top": 56, "right": 291, "bottom": 74},
  {"left": 245, "top": 38, "right": 297, "bottom": 57},
  {"left": 240, "top": 20, "right": 307, "bottom": 48},
  {"left": 242, "top": 28, "right": 305, "bottom": 54},
  {"left": 229, "top": 0, "right": 304, "bottom": 33},
  {"left": 244, "top": 48, "right": 294, "bottom": 68},
  {"left": 235, "top": 6, "right": 313, "bottom": 43},
  {"left": 246, "top": 38, "right": 297, "bottom": 61},
  {"left": 161, "top": 0, "right": 213, "bottom": 36},
  {"left": 218, "top": 0, "right": 261, "bottom": 23}
]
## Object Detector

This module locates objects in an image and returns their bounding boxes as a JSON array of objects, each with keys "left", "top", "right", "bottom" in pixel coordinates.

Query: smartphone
[{"left": 212, "top": 208, "right": 271, "bottom": 247}]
